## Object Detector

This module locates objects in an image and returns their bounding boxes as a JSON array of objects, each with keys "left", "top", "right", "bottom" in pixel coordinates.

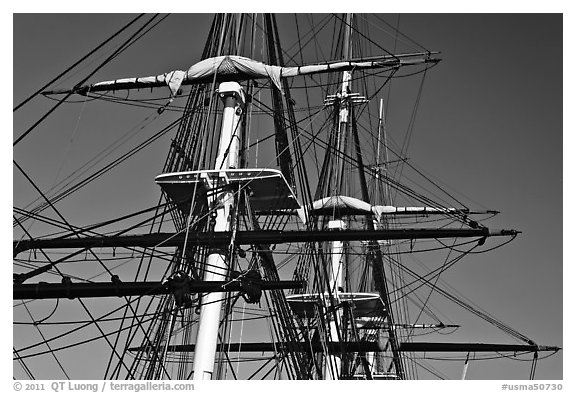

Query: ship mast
[
  {"left": 192, "top": 82, "right": 245, "bottom": 380},
  {"left": 326, "top": 13, "right": 407, "bottom": 379},
  {"left": 323, "top": 13, "right": 353, "bottom": 380},
  {"left": 13, "top": 14, "right": 559, "bottom": 381}
]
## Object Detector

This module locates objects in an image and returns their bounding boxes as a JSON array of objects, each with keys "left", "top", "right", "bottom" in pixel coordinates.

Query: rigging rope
[
  {"left": 529, "top": 351, "right": 538, "bottom": 380},
  {"left": 21, "top": 299, "right": 71, "bottom": 379},
  {"left": 13, "top": 347, "right": 35, "bottom": 379},
  {"left": 14, "top": 14, "right": 161, "bottom": 147},
  {"left": 13, "top": 14, "right": 146, "bottom": 112},
  {"left": 372, "top": 14, "right": 431, "bottom": 53},
  {"left": 15, "top": 117, "right": 179, "bottom": 228},
  {"left": 15, "top": 159, "right": 178, "bottom": 378}
]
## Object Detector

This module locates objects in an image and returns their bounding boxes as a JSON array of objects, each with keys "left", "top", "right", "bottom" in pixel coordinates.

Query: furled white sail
[
  {"left": 310, "top": 195, "right": 463, "bottom": 217},
  {"left": 44, "top": 53, "right": 438, "bottom": 96}
]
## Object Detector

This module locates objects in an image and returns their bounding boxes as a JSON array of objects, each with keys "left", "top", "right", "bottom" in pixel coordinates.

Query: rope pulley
[
  {"left": 165, "top": 270, "right": 193, "bottom": 308},
  {"left": 232, "top": 270, "right": 263, "bottom": 304}
]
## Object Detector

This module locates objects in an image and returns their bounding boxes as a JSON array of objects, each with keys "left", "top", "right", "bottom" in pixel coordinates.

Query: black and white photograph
[{"left": 12, "top": 10, "right": 564, "bottom": 383}]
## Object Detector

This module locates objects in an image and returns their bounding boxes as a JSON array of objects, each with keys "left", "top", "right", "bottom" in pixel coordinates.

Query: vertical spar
[
  {"left": 326, "top": 218, "right": 346, "bottom": 380},
  {"left": 325, "top": 13, "right": 353, "bottom": 380},
  {"left": 334, "top": 14, "right": 353, "bottom": 194},
  {"left": 193, "top": 82, "right": 245, "bottom": 380}
]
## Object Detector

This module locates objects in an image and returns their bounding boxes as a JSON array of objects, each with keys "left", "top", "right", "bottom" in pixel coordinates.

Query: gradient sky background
[{"left": 11, "top": 11, "right": 564, "bottom": 381}]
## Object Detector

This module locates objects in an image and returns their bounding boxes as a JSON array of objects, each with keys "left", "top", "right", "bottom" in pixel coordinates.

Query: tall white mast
[
  {"left": 324, "top": 13, "right": 353, "bottom": 380},
  {"left": 192, "top": 81, "right": 245, "bottom": 380}
]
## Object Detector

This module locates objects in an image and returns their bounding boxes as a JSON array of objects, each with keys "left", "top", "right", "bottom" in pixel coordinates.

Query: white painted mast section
[
  {"left": 334, "top": 13, "right": 353, "bottom": 193},
  {"left": 324, "top": 13, "right": 353, "bottom": 381},
  {"left": 326, "top": 219, "right": 346, "bottom": 380},
  {"left": 329, "top": 219, "right": 347, "bottom": 293},
  {"left": 193, "top": 82, "right": 245, "bottom": 380},
  {"left": 215, "top": 82, "right": 244, "bottom": 169}
]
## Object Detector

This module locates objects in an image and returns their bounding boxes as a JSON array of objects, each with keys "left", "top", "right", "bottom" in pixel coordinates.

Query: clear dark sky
[{"left": 11, "top": 11, "right": 564, "bottom": 381}]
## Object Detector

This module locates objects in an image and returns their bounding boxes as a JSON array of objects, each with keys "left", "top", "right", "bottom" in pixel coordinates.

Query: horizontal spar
[
  {"left": 42, "top": 52, "right": 440, "bottom": 96},
  {"left": 13, "top": 280, "right": 304, "bottom": 300},
  {"left": 399, "top": 342, "right": 560, "bottom": 353},
  {"left": 128, "top": 341, "right": 559, "bottom": 354},
  {"left": 13, "top": 228, "right": 519, "bottom": 255}
]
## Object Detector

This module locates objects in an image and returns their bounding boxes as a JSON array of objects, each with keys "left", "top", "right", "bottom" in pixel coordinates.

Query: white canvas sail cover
[
  {"left": 309, "top": 195, "right": 459, "bottom": 217},
  {"left": 311, "top": 195, "right": 372, "bottom": 215},
  {"left": 185, "top": 56, "right": 284, "bottom": 91},
  {"left": 87, "top": 56, "right": 283, "bottom": 96},
  {"left": 67, "top": 53, "right": 436, "bottom": 96}
]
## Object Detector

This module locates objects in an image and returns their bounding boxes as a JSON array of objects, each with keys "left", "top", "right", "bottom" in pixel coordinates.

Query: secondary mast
[{"left": 325, "top": 13, "right": 359, "bottom": 380}]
